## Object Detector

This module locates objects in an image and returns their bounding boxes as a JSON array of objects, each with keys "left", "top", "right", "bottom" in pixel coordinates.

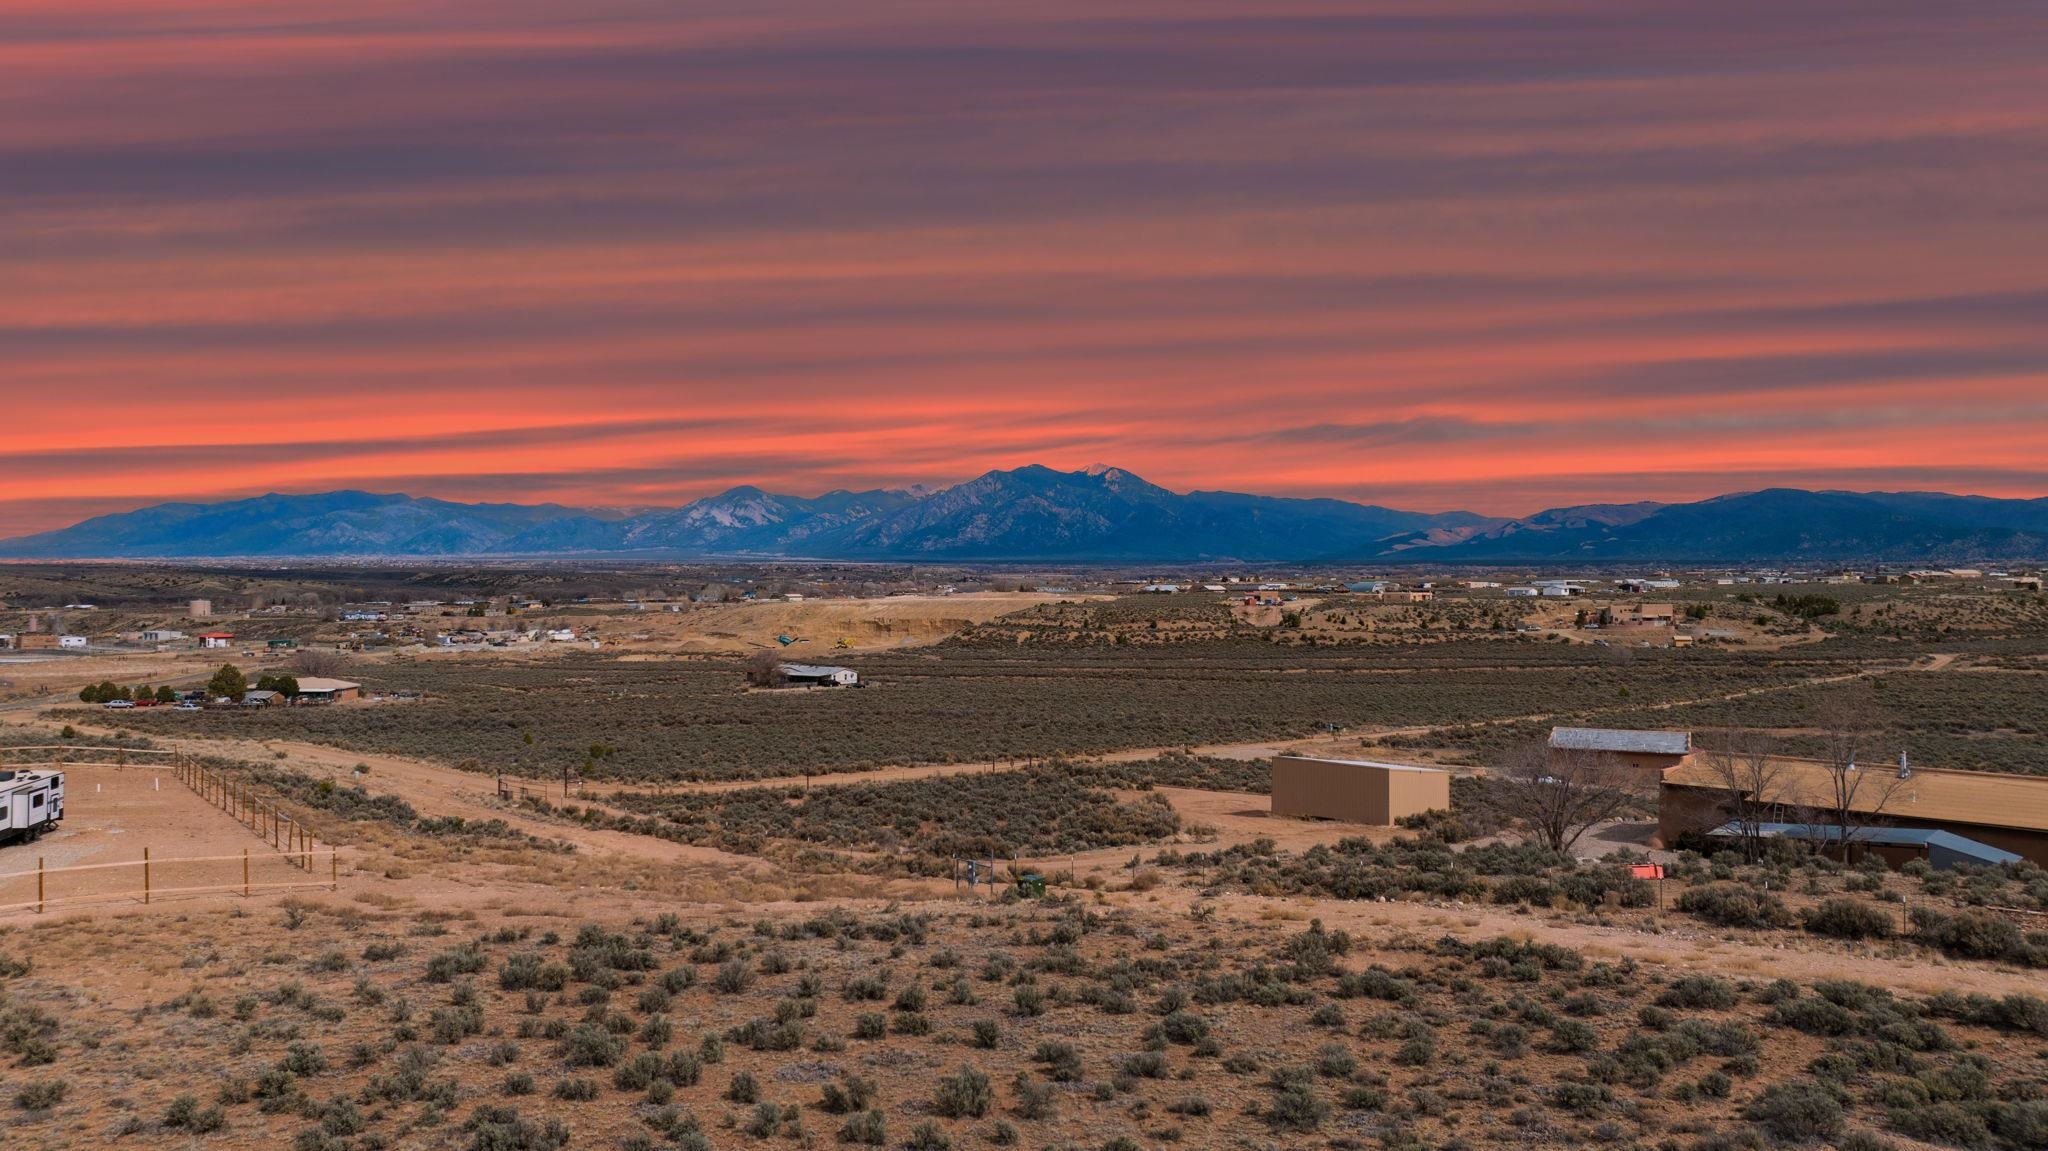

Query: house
[
  {"left": 1505, "top": 587, "right": 1540, "bottom": 598},
  {"left": 57, "top": 635, "right": 87, "bottom": 650},
  {"left": 199, "top": 632, "right": 236, "bottom": 649},
  {"left": 1378, "top": 590, "right": 1433, "bottom": 604},
  {"left": 1270, "top": 756, "right": 1450, "bottom": 826},
  {"left": 293, "top": 677, "right": 362, "bottom": 704},
  {"left": 140, "top": 628, "right": 186, "bottom": 644},
  {"left": 1627, "top": 603, "right": 1676, "bottom": 625},
  {"left": 1549, "top": 727, "right": 1692, "bottom": 781},
  {"left": 778, "top": 663, "right": 859, "bottom": 688},
  {"left": 1245, "top": 590, "right": 1286, "bottom": 607},
  {"left": 1657, "top": 753, "right": 2048, "bottom": 867},
  {"left": 241, "top": 690, "right": 283, "bottom": 707},
  {"left": 2008, "top": 576, "right": 2043, "bottom": 592}
]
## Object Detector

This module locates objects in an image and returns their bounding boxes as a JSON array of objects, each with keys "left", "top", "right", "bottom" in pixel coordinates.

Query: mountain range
[{"left": 3, "top": 465, "right": 2045, "bottom": 564}]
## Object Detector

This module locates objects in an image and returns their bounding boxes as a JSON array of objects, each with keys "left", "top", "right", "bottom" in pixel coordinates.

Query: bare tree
[
  {"left": 1699, "top": 731, "right": 1787, "bottom": 862},
  {"left": 1494, "top": 742, "right": 1647, "bottom": 855},
  {"left": 290, "top": 648, "right": 349, "bottom": 678},
  {"left": 1806, "top": 683, "right": 1905, "bottom": 860},
  {"left": 742, "top": 650, "right": 786, "bottom": 688}
]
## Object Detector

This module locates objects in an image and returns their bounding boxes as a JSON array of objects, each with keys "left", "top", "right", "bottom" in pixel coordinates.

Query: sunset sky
[{"left": 5, "top": 1, "right": 2046, "bottom": 536}]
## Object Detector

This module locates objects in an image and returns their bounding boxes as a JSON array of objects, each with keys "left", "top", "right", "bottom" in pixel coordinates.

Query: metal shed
[{"left": 1271, "top": 756, "right": 1450, "bottom": 826}]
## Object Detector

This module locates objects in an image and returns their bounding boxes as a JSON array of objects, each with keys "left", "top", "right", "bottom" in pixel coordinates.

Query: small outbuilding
[
  {"left": 778, "top": 663, "right": 859, "bottom": 688},
  {"left": 199, "top": 632, "right": 236, "bottom": 649},
  {"left": 1549, "top": 727, "right": 1691, "bottom": 781},
  {"left": 1270, "top": 756, "right": 1450, "bottom": 826}
]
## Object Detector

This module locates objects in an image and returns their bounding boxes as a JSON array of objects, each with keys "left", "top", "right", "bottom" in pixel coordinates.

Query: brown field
[{"left": 4, "top": 574, "right": 2048, "bottom": 1149}]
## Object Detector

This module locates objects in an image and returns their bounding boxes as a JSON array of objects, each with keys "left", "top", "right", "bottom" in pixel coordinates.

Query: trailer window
[{"left": 31, "top": 795, "right": 44, "bottom": 808}]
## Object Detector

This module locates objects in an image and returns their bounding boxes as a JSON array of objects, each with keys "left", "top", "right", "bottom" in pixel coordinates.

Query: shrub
[
  {"left": 1802, "top": 898, "right": 1895, "bottom": 940},
  {"left": 727, "top": 1070, "right": 759, "bottom": 1104},
  {"left": 1012, "top": 1073, "right": 1058, "bottom": 1120},
  {"left": 838, "top": 1108, "right": 886, "bottom": 1145},
  {"left": 1657, "top": 976, "right": 1738, "bottom": 1010},
  {"left": 460, "top": 1104, "right": 570, "bottom": 1151},
  {"left": 1267, "top": 1079, "right": 1329, "bottom": 1132},
  {"left": 1745, "top": 1082, "right": 1844, "bottom": 1141},
  {"left": 1911, "top": 907, "right": 2046, "bottom": 965},
  {"left": 164, "top": 1093, "right": 228, "bottom": 1132},
  {"left": 906, "top": 1120, "right": 950, "bottom": 1151},
  {"left": 14, "top": 1079, "right": 67, "bottom": 1110},
  {"left": 933, "top": 1063, "right": 993, "bottom": 1118},
  {"left": 821, "top": 1075, "right": 877, "bottom": 1115},
  {"left": 558, "top": 1023, "right": 625, "bottom": 1068},
  {"left": 713, "top": 959, "right": 755, "bottom": 994},
  {"left": 499, "top": 953, "right": 569, "bottom": 992},
  {"left": 1676, "top": 883, "right": 1789, "bottom": 929}
]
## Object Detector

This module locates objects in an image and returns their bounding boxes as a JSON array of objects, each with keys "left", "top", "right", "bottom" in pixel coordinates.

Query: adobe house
[{"left": 1657, "top": 753, "right": 2048, "bottom": 867}]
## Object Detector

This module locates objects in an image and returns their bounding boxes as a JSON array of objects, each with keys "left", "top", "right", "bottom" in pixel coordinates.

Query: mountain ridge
[{"left": 2, "top": 468, "right": 2044, "bottom": 564}]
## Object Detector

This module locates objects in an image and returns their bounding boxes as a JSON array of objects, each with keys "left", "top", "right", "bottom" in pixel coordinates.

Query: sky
[{"left": 4, "top": 1, "right": 2047, "bottom": 536}]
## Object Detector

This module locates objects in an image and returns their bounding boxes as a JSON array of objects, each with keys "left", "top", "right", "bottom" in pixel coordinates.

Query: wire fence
[
  {"left": 0, "top": 742, "right": 341, "bottom": 914},
  {"left": 0, "top": 846, "right": 339, "bottom": 915}
]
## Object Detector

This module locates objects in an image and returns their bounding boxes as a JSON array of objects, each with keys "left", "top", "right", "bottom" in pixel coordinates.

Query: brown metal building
[{"left": 1271, "top": 756, "right": 1451, "bottom": 826}]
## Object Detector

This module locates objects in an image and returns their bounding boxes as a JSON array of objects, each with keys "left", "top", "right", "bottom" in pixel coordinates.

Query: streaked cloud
[{"left": 2, "top": 1, "right": 2044, "bottom": 536}]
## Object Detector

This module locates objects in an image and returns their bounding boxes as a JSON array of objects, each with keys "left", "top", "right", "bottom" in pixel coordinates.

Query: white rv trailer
[{"left": 0, "top": 769, "right": 64, "bottom": 845}]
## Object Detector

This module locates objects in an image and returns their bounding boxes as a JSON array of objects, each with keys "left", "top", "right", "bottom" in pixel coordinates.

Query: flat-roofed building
[
  {"left": 1658, "top": 754, "right": 2048, "bottom": 867},
  {"left": 1271, "top": 756, "right": 1450, "bottom": 826}
]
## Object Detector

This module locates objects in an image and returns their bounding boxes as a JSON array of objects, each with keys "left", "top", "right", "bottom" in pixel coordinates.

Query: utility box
[{"left": 1270, "top": 756, "right": 1449, "bottom": 826}]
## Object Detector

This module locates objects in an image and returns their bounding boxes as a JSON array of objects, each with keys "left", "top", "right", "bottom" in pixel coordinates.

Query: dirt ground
[{"left": 0, "top": 760, "right": 329, "bottom": 914}]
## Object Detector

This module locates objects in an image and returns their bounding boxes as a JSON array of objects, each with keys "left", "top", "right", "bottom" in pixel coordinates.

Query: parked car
[
  {"left": 103, "top": 699, "right": 134, "bottom": 709},
  {"left": 174, "top": 702, "right": 202, "bottom": 711}
]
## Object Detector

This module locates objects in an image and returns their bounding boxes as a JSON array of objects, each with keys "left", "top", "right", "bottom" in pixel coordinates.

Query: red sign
[{"left": 1630, "top": 863, "right": 1665, "bottom": 880}]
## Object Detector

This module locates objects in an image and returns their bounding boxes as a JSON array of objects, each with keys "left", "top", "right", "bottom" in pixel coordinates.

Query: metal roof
[
  {"left": 779, "top": 664, "right": 853, "bottom": 677},
  {"left": 1550, "top": 727, "right": 1691, "bottom": 756},
  {"left": 293, "top": 677, "right": 361, "bottom": 693},
  {"left": 1706, "top": 822, "right": 2022, "bottom": 866}
]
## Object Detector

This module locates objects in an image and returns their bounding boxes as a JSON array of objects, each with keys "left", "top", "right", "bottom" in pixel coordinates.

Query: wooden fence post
[
  {"left": 331, "top": 849, "right": 338, "bottom": 891},
  {"left": 37, "top": 857, "right": 44, "bottom": 914},
  {"left": 244, "top": 848, "right": 251, "bottom": 898},
  {"left": 143, "top": 847, "right": 151, "bottom": 905}
]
